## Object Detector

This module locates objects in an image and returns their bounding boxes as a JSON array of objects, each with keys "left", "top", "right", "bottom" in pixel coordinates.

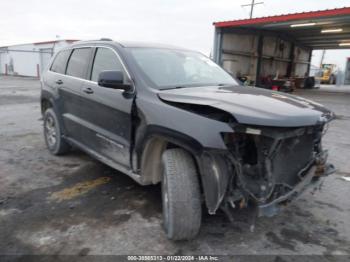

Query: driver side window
[{"left": 91, "top": 48, "right": 124, "bottom": 82}]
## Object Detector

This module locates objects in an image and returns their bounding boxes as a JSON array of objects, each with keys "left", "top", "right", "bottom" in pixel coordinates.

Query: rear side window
[
  {"left": 50, "top": 50, "right": 71, "bottom": 74},
  {"left": 91, "top": 48, "right": 124, "bottom": 82},
  {"left": 66, "top": 48, "right": 92, "bottom": 79}
]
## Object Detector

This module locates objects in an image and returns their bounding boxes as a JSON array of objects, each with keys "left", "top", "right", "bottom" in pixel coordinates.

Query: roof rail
[{"left": 100, "top": 38, "right": 113, "bottom": 41}]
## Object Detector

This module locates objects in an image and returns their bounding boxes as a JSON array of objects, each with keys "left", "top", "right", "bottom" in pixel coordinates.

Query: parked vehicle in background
[
  {"left": 41, "top": 40, "right": 335, "bottom": 240},
  {"left": 258, "top": 76, "right": 294, "bottom": 92}
]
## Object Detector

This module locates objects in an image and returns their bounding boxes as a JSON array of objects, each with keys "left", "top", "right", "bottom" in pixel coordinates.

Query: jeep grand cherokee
[{"left": 41, "top": 40, "right": 335, "bottom": 240}]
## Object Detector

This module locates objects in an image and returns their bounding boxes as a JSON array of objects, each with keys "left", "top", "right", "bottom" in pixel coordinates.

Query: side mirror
[{"left": 97, "top": 70, "right": 132, "bottom": 91}]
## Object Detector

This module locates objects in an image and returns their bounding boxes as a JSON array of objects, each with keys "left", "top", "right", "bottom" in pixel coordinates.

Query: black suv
[{"left": 41, "top": 40, "right": 335, "bottom": 240}]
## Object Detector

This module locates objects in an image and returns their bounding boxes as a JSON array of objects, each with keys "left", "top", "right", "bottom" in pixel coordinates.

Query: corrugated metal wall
[{"left": 218, "top": 32, "right": 311, "bottom": 81}]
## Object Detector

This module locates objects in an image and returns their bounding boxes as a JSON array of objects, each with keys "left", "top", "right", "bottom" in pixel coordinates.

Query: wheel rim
[
  {"left": 162, "top": 170, "right": 170, "bottom": 229},
  {"left": 45, "top": 115, "right": 57, "bottom": 148}
]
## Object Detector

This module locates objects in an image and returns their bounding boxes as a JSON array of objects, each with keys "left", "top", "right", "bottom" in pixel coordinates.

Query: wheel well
[
  {"left": 140, "top": 137, "right": 200, "bottom": 185},
  {"left": 41, "top": 98, "right": 53, "bottom": 115}
]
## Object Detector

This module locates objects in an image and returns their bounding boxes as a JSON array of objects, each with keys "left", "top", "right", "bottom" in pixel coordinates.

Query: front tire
[
  {"left": 161, "top": 148, "right": 202, "bottom": 240},
  {"left": 43, "top": 108, "right": 70, "bottom": 155}
]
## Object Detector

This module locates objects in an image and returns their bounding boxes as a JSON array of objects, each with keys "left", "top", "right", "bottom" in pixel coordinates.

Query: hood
[{"left": 158, "top": 86, "right": 334, "bottom": 127}]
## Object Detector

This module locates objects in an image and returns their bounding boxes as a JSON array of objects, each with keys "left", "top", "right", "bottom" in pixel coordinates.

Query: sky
[{"left": 2, "top": 0, "right": 350, "bottom": 68}]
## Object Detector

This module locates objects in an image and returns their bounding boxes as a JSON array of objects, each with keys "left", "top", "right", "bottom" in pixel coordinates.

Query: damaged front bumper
[
  {"left": 258, "top": 159, "right": 335, "bottom": 217},
  {"left": 199, "top": 123, "right": 335, "bottom": 217}
]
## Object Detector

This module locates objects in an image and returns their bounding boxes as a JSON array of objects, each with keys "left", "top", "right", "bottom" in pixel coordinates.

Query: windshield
[{"left": 128, "top": 48, "right": 238, "bottom": 89}]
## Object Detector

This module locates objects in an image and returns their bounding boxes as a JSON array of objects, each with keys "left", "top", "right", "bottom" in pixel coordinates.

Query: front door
[{"left": 79, "top": 47, "right": 134, "bottom": 168}]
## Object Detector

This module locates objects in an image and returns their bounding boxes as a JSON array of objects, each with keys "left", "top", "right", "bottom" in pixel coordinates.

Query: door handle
[
  {"left": 55, "top": 79, "right": 63, "bottom": 85},
  {"left": 82, "top": 87, "right": 94, "bottom": 94}
]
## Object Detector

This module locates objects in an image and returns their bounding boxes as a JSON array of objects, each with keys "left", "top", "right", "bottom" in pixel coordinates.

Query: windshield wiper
[
  {"left": 160, "top": 86, "right": 188, "bottom": 91},
  {"left": 216, "top": 83, "right": 236, "bottom": 87},
  {"left": 160, "top": 83, "right": 238, "bottom": 90}
]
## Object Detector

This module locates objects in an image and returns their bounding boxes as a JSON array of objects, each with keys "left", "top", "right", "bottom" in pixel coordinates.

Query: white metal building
[{"left": 0, "top": 39, "right": 78, "bottom": 78}]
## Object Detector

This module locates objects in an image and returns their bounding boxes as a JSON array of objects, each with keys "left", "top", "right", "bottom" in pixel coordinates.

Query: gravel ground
[{"left": 0, "top": 76, "right": 349, "bottom": 259}]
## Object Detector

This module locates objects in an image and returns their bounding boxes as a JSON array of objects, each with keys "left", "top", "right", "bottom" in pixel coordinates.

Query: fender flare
[
  {"left": 136, "top": 125, "right": 230, "bottom": 214},
  {"left": 135, "top": 125, "right": 203, "bottom": 183}
]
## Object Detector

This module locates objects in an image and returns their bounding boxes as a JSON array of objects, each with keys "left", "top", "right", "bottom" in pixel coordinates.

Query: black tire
[
  {"left": 161, "top": 148, "right": 202, "bottom": 240},
  {"left": 304, "top": 77, "right": 315, "bottom": 89},
  {"left": 330, "top": 75, "right": 336, "bottom": 85},
  {"left": 43, "top": 108, "right": 70, "bottom": 155}
]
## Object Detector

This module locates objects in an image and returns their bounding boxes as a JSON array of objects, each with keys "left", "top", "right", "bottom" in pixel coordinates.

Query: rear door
[
  {"left": 79, "top": 46, "right": 134, "bottom": 168},
  {"left": 59, "top": 47, "right": 94, "bottom": 142}
]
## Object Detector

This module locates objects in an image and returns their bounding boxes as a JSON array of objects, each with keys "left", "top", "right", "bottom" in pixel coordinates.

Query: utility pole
[
  {"left": 241, "top": 0, "right": 264, "bottom": 18},
  {"left": 319, "top": 50, "right": 326, "bottom": 68}
]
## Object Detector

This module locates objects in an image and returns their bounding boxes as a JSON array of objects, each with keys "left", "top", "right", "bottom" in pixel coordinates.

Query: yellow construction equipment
[{"left": 319, "top": 64, "right": 337, "bottom": 84}]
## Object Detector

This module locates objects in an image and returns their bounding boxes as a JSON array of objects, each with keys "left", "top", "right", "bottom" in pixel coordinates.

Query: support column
[
  {"left": 213, "top": 28, "right": 223, "bottom": 65},
  {"left": 255, "top": 35, "right": 263, "bottom": 86},
  {"left": 306, "top": 49, "right": 312, "bottom": 76},
  {"left": 287, "top": 43, "right": 295, "bottom": 77}
]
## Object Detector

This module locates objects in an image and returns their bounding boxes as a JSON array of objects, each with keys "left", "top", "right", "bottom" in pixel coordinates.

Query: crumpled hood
[{"left": 158, "top": 85, "right": 334, "bottom": 127}]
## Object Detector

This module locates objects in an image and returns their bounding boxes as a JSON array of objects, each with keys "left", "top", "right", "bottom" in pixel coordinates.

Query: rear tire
[
  {"left": 43, "top": 108, "right": 70, "bottom": 155},
  {"left": 161, "top": 148, "right": 202, "bottom": 240}
]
